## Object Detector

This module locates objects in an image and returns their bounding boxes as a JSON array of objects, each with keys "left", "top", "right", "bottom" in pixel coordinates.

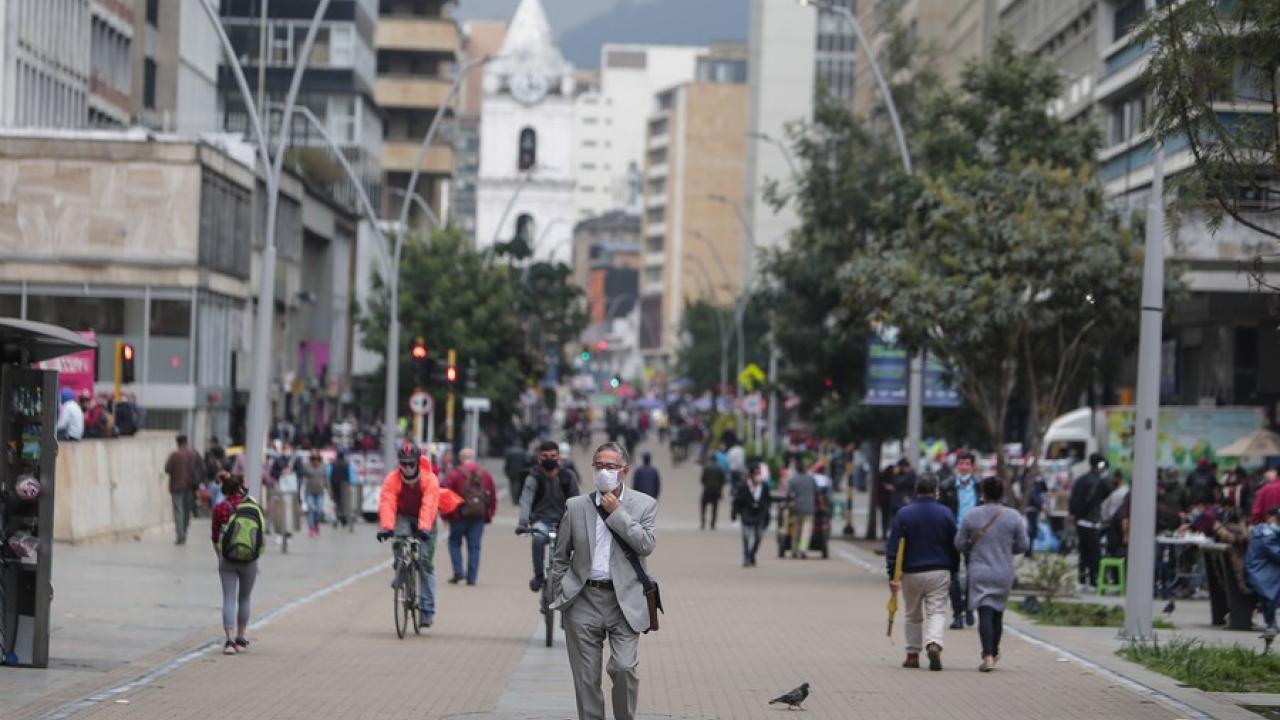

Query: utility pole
[{"left": 1124, "top": 146, "right": 1165, "bottom": 642}]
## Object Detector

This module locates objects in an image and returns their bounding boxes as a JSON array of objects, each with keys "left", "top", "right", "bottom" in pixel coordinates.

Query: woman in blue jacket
[{"left": 1246, "top": 507, "right": 1280, "bottom": 635}]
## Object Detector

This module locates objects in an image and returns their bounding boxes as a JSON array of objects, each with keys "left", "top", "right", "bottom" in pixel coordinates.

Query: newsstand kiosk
[{"left": 0, "top": 319, "right": 95, "bottom": 667}]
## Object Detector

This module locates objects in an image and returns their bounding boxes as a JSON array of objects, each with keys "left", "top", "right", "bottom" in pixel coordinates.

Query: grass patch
[
  {"left": 1019, "top": 602, "right": 1175, "bottom": 629},
  {"left": 1119, "top": 637, "right": 1280, "bottom": 693}
]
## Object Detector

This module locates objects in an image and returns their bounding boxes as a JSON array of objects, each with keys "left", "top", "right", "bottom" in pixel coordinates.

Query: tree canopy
[{"left": 1142, "top": 0, "right": 1280, "bottom": 292}]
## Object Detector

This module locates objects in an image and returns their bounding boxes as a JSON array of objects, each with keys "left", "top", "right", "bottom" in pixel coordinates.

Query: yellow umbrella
[
  {"left": 1219, "top": 428, "right": 1280, "bottom": 463},
  {"left": 887, "top": 537, "right": 905, "bottom": 637}
]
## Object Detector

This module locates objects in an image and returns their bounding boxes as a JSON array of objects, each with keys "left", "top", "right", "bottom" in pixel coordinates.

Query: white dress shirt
[{"left": 590, "top": 489, "right": 622, "bottom": 581}]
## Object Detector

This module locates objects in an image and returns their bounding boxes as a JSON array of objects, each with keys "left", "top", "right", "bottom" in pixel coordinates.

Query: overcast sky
[{"left": 453, "top": 0, "right": 749, "bottom": 68}]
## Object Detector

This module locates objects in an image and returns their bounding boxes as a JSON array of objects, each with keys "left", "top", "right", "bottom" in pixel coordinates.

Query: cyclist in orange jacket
[{"left": 377, "top": 441, "right": 441, "bottom": 627}]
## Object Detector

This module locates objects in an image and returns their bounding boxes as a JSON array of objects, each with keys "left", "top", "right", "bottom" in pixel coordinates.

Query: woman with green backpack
[{"left": 211, "top": 471, "right": 265, "bottom": 656}]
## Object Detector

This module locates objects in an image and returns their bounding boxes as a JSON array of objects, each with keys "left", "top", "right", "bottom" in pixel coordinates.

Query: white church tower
[{"left": 475, "top": 0, "right": 577, "bottom": 266}]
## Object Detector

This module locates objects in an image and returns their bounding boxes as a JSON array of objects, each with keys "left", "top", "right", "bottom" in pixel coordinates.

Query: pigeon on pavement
[
  {"left": 769, "top": 683, "right": 810, "bottom": 710},
  {"left": 1162, "top": 600, "right": 1176, "bottom": 616}
]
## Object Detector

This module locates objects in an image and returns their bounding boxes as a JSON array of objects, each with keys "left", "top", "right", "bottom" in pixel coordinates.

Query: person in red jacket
[
  {"left": 443, "top": 447, "right": 498, "bottom": 586},
  {"left": 377, "top": 441, "right": 441, "bottom": 627},
  {"left": 1253, "top": 469, "right": 1280, "bottom": 526}
]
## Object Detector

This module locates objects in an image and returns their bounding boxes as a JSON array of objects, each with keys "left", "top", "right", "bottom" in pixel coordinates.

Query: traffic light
[
  {"left": 410, "top": 337, "right": 429, "bottom": 386},
  {"left": 579, "top": 345, "right": 591, "bottom": 361},
  {"left": 466, "top": 359, "right": 478, "bottom": 391},
  {"left": 610, "top": 375, "right": 621, "bottom": 389},
  {"left": 120, "top": 343, "right": 136, "bottom": 383},
  {"left": 446, "top": 362, "right": 458, "bottom": 387}
]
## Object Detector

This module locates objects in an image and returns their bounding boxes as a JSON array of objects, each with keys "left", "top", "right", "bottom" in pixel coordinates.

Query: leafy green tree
[
  {"left": 676, "top": 295, "right": 770, "bottom": 394},
  {"left": 359, "top": 227, "right": 529, "bottom": 437},
  {"left": 512, "top": 261, "right": 589, "bottom": 375},
  {"left": 1141, "top": 0, "right": 1280, "bottom": 291},
  {"left": 849, "top": 38, "right": 1160, "bottom": 474}
]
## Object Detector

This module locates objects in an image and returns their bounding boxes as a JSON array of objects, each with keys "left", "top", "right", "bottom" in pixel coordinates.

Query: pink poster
[{"left": 36, "top": 330, "right": 97, "bottom": 396}]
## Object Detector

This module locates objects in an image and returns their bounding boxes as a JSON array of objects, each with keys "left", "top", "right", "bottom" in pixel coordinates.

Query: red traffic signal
[
  {"left": 120, "top": 343, "right": 136, "bottom": 383},
  {"left": 411, "top": 341, "right": 428, "bottom": 360},
  {"left": 446, "top": 365, "right": 458, "bottom": 384}
]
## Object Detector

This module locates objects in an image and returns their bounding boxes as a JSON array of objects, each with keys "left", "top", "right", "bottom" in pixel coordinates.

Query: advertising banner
[
  {"left": 36, "top": 330, "right": 96, "bottom": 396},
  {"left": 863, "top": 335, "right": 960, "bottom": 408}
]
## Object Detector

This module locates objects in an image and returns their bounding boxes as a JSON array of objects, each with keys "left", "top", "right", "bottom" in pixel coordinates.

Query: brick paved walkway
[{"left": 18, "top": 442, "right": 1195, "bottom": 720}]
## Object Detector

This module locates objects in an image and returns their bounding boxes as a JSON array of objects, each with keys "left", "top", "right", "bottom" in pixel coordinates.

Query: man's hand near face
[{"left": 600, "top": 491, "right": 620, "bottom": 514}]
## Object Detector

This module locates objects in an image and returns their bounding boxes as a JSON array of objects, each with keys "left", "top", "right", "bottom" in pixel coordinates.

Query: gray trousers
[
  {"left": 218, "top": 557, "right": 258, "bottom": 630},
  {"left": 563, "top": 584, "right": 639, "bottom": 720},
  {"left": 171, "top": 490, "right": 191, "bottom": 541}
]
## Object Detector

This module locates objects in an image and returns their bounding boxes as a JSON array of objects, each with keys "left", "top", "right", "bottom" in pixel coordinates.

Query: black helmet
[{"left": 398, "top": 441, "right": 421, "bottom": 478}]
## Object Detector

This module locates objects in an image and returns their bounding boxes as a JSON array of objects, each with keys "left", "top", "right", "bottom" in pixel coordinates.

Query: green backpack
[{"left": 220, "top": 497, "right": 265, "bottom": 562}]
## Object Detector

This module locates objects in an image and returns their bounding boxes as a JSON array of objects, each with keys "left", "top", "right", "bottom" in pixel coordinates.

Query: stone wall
[
  {"left": 53, "top": 431, "right": 179, "bottom": 544},
  {"left": 0, "top": 138, "right": 202, "bottom": 262}
]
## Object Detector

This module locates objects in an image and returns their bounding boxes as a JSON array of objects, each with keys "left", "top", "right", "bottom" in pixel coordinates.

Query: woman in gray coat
[{"left": 955, "top": 477, "right": 1029, "bottom": 672}]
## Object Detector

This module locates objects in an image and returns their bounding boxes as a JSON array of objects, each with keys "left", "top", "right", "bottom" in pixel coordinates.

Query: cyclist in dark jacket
[{"left": 516, "top": 440, "right": 580, "bottom": 592}]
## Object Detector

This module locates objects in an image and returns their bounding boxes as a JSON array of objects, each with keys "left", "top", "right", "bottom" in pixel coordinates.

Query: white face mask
[{"left": 594, "top": 468, "right": 620, "bottom": 494}]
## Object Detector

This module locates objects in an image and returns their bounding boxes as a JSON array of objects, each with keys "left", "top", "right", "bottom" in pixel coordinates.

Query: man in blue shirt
[
  {"left": 940, "top": 451, "right": 980, "bottom": 629},
  {"left": 887, "top": 474, "right": 959, "bottom": 671}
]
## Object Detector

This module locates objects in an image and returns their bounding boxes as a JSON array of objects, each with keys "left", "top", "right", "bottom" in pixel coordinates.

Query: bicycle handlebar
[{"left": 516, "top": 526, "right": 555, "bottom": 540}]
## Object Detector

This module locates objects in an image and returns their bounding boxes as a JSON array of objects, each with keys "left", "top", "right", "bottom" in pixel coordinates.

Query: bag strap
[
  {"left": 591, "top": 493, "right": 655, "bottom": 591},
  {"left": 968, "top": 507, "right": 1006, "bottom": 549}
]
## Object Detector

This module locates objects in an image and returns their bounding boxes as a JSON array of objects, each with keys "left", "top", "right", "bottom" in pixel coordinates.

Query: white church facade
[{"left": 475, "top": 0, "right": 578, "bottom": 266}]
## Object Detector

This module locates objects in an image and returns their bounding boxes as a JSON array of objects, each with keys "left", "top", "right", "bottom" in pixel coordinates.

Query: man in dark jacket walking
[
  {"left": 1069, "top": 453, "right": 1112, "bottom": 588},
  {"left": 733, "top": 462, "right": 772, "bottom": 566},
  {"left": 632, "top": 451, "right": 661, "bottom": 499},
  {"left": 700, "top": 460, "right": 727, "bottom": 530},
  {"left": 886, "top": 474, "right": 959, "bottom": 671},
  {"left": 164, "top": 434, "right": 202, "bottom": 545}
]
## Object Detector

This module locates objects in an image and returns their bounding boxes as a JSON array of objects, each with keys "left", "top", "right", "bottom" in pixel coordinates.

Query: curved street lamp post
[
  {"left": 797, "top": 0, "right": 924, "bottom": 471},
  {"left": 382, "top": 54, "right": 494, "bottom": 470},
  {"left": 199, "top": 0, "right": 332, "bottom": 499}
]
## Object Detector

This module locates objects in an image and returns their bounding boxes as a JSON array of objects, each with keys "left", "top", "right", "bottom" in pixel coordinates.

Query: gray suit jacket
[{"left": 550, "top": 488, "right": 658, "bottom": 633}]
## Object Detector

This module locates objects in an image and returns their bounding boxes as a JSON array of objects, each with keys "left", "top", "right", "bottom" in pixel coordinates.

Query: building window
[
  {"left": 146, "top": 0, "right": 159, "bottom": 27},
  {"left": 330, "top": 25, "right": 355, "bottom": 66},
  {"left": 1113, "top": 0, "right": 1144, "bottom": 41},
  {"left": 1107, "top": 92, "right": 1147, "bottom": 147},
  {"left": 327, "top": 96, "right": 357, "bottom": 143},
  {"left": 143, "top": 58, "right": 157, "bottom": 110},
  {"left": 515, "top": 213, "right": 534, "bottom": 247},
  {"left": 518, "top": 127, "right": 537, "bottom": 171}
]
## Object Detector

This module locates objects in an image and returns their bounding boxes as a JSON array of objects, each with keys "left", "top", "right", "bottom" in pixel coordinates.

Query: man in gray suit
[{"left": 550, "top": 441, "right": 658, "bottom": 720}]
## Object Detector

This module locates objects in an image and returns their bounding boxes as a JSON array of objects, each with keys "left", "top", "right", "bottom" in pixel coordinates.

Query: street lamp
[
  {"left": 747, "top": 131, "right": 801, "bottom": 183},
  {"left": 386, "top": 186, "right": 441, "bottom": 230},
  {"left": 382, "top": 52, "right": 495, "bottom": 471},
  {"left": 198, "top": 0, "right": 332, "bottom": 499},
  {"left": 797, "top": 0, "right": 925, "bottom": 472}
]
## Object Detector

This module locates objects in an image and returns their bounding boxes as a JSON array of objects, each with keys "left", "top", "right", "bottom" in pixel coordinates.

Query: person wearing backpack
[
  {"left": 211, "top": 471, "right": 265, "bottom": 656},
  {"left": 517, "top": 440, "right": 581, "bottom": 592},
  {"left": 443, "top": 448, "right": 497, "bottom": 585}
]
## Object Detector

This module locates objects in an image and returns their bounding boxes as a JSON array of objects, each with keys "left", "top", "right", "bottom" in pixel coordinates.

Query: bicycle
[
  {"left": 517, "top": 525, "right": 558, "bottom": 647},
  {"left": 390, "top": 535, "right": 424, "bottom": 638}
]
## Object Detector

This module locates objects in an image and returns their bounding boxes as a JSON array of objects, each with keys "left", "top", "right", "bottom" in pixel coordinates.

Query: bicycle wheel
[
  {"left": 393, "top": 567, "right": 408, "bottom": 639},
  {"left": 409, "top": 564, "right": 422, "bottom": 635},
  {"left": 542, "top": 581, "right": 554, "bottom": 647}
]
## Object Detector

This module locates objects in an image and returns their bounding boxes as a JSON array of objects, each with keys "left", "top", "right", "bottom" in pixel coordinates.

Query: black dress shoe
[{"left": 448, "top": 574, "right": 464, "bottom": 584}]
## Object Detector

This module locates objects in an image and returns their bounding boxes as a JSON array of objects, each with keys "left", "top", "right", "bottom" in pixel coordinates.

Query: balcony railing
[
  {"left": 375, "top": 76, "right": 452, "bottom": 110},
  {"left": 382, "top": 141, "right": 454, "bottom": 174},
  {"left": 376, "top": 17, "right": 458, "bottom": 54}
]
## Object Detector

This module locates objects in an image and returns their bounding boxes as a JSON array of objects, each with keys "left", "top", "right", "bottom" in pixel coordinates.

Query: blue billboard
[{"left": 863, "top": 336, "right": 960, "bottom": 408}]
